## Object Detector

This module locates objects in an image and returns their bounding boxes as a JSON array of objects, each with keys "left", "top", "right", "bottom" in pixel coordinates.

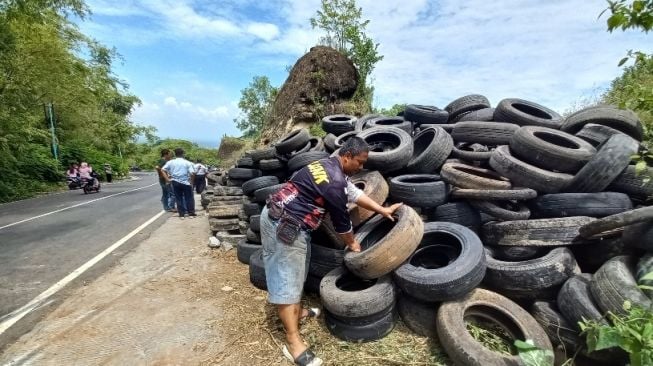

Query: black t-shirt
[
  {"left": 269, "top": 157, "right": 352, "bottom": 233},
  {"left": 157, "top": 158, "right": 167, "bottom": 184}
]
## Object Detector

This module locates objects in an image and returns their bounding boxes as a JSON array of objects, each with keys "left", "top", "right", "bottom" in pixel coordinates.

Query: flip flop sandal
[
  {"left": 282, "top": 345, "right": 323, "bottom": 366},
  {"left": 300, "top": 307, "right": 321, "bottom": 320}
]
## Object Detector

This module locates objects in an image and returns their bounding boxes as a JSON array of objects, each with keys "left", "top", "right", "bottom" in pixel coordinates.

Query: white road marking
[
  {"left": 0, "top": 183, "right": 158, "bottom": 231},
  {"left": 0, "top": 210, "right": 165, "bottom": 335}
]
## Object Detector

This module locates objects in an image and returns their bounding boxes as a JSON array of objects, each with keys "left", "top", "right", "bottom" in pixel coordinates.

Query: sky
[{"left": 79, "top": 0, "right": 650, "bottom": 147}]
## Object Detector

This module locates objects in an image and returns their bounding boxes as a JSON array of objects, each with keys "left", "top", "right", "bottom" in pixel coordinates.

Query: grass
[{"left": 466, "top": 320, "right": 516, "bottom": 356}]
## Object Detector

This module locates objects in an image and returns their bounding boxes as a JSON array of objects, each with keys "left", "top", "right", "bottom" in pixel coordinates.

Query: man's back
[{"left": 163, "top": 158, "right": 195, "bottom": 184}]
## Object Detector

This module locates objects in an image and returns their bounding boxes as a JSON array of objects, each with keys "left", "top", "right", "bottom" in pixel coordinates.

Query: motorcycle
[
  {"left": 67, "top": 176, "right": 82, "bottom": 190},
  {"left": 80, "top": 174, "right": 101, "bottom": 194}
]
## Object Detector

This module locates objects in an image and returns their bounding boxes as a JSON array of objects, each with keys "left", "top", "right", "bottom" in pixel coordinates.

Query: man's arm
[
  {"left": 338, "top": 231, "right": 361, "bottom": 252},
  {"left": 355, "top": 194, "right": 403, "bottom": 221}
]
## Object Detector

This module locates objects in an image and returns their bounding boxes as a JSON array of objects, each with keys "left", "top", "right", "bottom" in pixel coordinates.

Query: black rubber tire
[
  {"left": 228, "top": 168, "right": 262, "bottom": 180},
  {"left": 322, "top": 114, "right": 356, "bottom": 136},
  {"left": 388, "top": 174, "right": 448, "bottom": 208},
  {"left": 406, "top": 126, "right": 453, "bottom": 173},
  {"left": 345, "top": 205, "right": 424, "bottom": 279},
  {"left": 427, "top": 202, "right": 482, "bottom": 233},
  {"left": 323, "top": 133, "right": 337, "bottom": 152},
  {"left": 590, "top": 255, "right": 652, "bottom": 315},
  {"left": 237, "top": 240, "right": 261, "bottom": 264},
  {"left": 319, "top": 266, "right": 396, "bottom": 319},
  {"left": 484, "top": 247, "right": 577, "bottom": 296},
  {"left": 489, "top": 145, "right": 573, "bottom": 193},
  {"left": 243, "top": 202, "right": 263, "bottom": 217},
  {"left": 308, "top": 137, "right": 325, "bottom": 152},
  {"left": 209, "top": 218, "right": 240, "bottom": 232},
  {"left": 393, "top": 222, "right": 486, "bottom": 302},
  {"left": 275, "top": 129, "right": 310, "bottom": 154},
  {"left": 441, "top": 162, "right": 511, "bottom": 190},
  {"left": 636, "top": 254, "right": 653, "bottom": 299},
  {"left": 226, "top": 178, "right": 244, "bottom": 187},
  {"left": 208, "top": 204, "right": 242, "bottom": 219},
  {"left": 488, "top": 245, "right": 545, "bottom": 261},
  {"left": 246, "top": 228, "right": 261, "bottom": 243},
  {"left": 450, "top": 143, "right": 493, "bottom": 162},
  {"left": 436, "top": 288, "right": 552, "bottom": 366},
  {"left": 469, "top": 200, "right": 531, "bottom": 221},
  {"left": 457, "top": 107, "right": 495, "bottom": 122},
  {"left": 308, "top": 243, "right": 345, "bottom": 278},
  {"left": 531, "top": 301, "right": 582, "bottom": 353},
  {"left": 417, "top": 123, "right": 456, "bottom": 133},
  {"left": 445, "top": 94, "right": 491, "bottom": 121},
  {"left": 404, "top": 104, "right": 449, "bottom": 125},
  {"left": 248, "top": 249, "right": 267, "bottom": 291},
  {"left": 214, "top": 185, "right": 244, "bottom": 196},
  {"left": 528, "top": 192, "right": 633, "bottom": 219},
  {"left": 250, "top": 147, "right": 276, "bottom": 162},
  {"left": 242, "top": 176, "right": 280, "bottom": 196},
  {"left": 253, "top": 183, "right": 285, "bottom": 203},
  {"left": 557, "top": 274, "right": 607, "bottom": 331},
  {"left": 249, "top": 214, "right": 260, "bottom": 232},
  {"left": 566, "top": 134, "right": 640, "bottom": 193},
  {"left": 348, "top": 170, "right": 389, "bottom": 228},
  {"left": 493, "top": 98, "right": 563, "bottom": 129},
  {"left": 571, "top": 236, "right": 632, "bottom": 273},
  {"left": 482, "top": 216, "right": 595, "bottom": 247},
  {"left": 354, "top": 113, "right": 383, "bottom": 132},
  {"left": 356, "top": 127, "right": 413, "bottom": 174},
  {"left": 608, "top": 165, "right": 653, "bottom": 203},
  {"left": 561, "top": 106, "right": 643, "bottom": 141},
  {"left": 366, "top": 116, "right": 412, "bottom": 134},
  {"left": 575, "top": 123, "right": 625, "bottom": 147},
  {"left": 324, "top": 307, "right": 397, "bottom": 342},
  {"left": 236, "top": 157, "right": 254, "bottom": 168},
  {"left": 397, "top": 294, "right": 438, "bottom": 337},
  {"left": 622, "top": 221, "right": 653, "bottom": 251},
  {"left": 287, "top": 151, "right": 330, "bottom": 172},
  {"left": 303, "top": 273, "right": 322, "bottom": 294},
  {"left": 333, "top": 131, "right": 359, "bottom": 150},
  {"left": 579, "top": 206, "right": 653, "bottom": 239},
  {"left": 451, "top": 187, "right": 537, "bottom": 201},
  {"left": 451, "top": 121, "right": 520, "bottom": 145},
  {"left": 258, "top": 158, "right": 285, "bottom": 171},
  {"left": 510, "top": 126, "right": 597, "bottom": 173}
]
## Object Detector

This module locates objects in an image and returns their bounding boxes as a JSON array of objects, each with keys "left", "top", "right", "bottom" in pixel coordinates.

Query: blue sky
[{"left": 79, "top": 0, "right": 650, "bottom": 147}]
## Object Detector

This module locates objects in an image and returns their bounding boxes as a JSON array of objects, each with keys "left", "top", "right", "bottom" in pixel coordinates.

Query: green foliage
[
  {"left": 604, "top": 0, "right": 653, "bottom": 32},
  {"left": 309, "top": 122, "right": 327, "bottom": 138},
  {"left": 375, "top": 103, "right": 406, "bottom": 116},
  {"left": 580, "top": 301, "right": 653, "bottom": 366},
  {"left": 515, "top": 340, "right": 554, "bottom": 366},
  {"left": 310, "top": 0, "right": 383, "bottom": 109},
  {"left": 129, "top": 139, "right": 220, "bottom": 170},
  {"left": 0, "top": 0, "right": 152, "bottom": 202},
  {"left": 234, "top": 76, "right": 278, "bottom": 138}
]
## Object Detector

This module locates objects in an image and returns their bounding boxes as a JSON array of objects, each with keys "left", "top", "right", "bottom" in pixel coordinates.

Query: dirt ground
[{"left": 0, "top": 207, "right": 449, "bottom": 366}]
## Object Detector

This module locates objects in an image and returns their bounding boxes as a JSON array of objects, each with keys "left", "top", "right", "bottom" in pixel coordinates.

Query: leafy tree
[
  {"left": 310, "top": 0, "right": 383, "bottom": 108},
  {"left": 375, "top": 103, "right": 406, "bottom": 116},
  {"left": 233, "top": 75, "right": 278, "bottom": 138}
]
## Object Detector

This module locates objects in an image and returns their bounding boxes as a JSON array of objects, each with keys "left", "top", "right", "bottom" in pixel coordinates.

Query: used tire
[
  {"left": 469, "top": 200, "right": 530, "bottom": 221},
  {"left": 323, "top": 133, "right": 337, "bottom": 152},
  {"left": 393, "top": 222, "right": 486, "bottom": 302},
  {"left": 428, "top": 202, "right": 482, "bottom": 233},
  {"left": 242, "top": 176, "right": 280, "bottom": 196},
  {"left": 488, "top": 245, "right": 545, "bottom": 261},
  {"left": 575, "top": 123, "right": 625, "bottom": 147},
  {"left": 607, "top": 165, "right": 653, "bottom": 203},
  {"left": 450, "top": 143, "right": 493, "bottom": 162},
  {"left": 445, "top": 94, "right": 491, "bottom": 121},
  {"left": 275, "top": 129, "right": 310, "bottom": 154},
  {"left": 397, "top": 294, "right": 438, "bottom": 337},
  {"left": 357, "top": 127, "right": 413, "bottom": 173},
  {"left": 253, "top": 183, "right": 285, "bottom": 203},
  {"left": 590, "top": 256, "right": 652, "bottom": 315},
  {"left": 557, "top": 274, "right": 607, "bottom": 331},
  {"left": 228, "top": 168, "right": 262, "bottom": 180},
  {"left": 570, "top": 236, "right": 631, "bottom": 273},
  {"left": 249, "top": 214, "right": 261, "bottom": 232},
  {"left": 528, "top": 192, "right": 633, "bottom": 219},
  {"left": 489, "top": 145, "right": 573, "bottom": 193},
  {"left": 406, "top": 126, "right": 453, "bottom": 173},
  {"left": 531, "top": 301, "right": 582, "bottom": 353},
  {"left": 250, "top": 147, "right": 276, "bottom": 162},
  {"left": 309, "top": 243, "right": 345, "bottom": 278},
  {"left": 322, "top": 114, "right": 356, "bottom": 136},
  {"left": 237, "top": 240, "right": 261, "bottom": 264},
  {"left": 561, "top": 106, "right": 643, "bottom": 141},
  {"left": 333, "top": 131, "right": 358, "bottom": 150},
  {"left": 354, "top": 113, "right": 382, "bottom": 132},
  {"left": 246, "top": 227, "right": 260, "bottom": 243},
  {"left": 258, "top": 158, "right": 285, "bottom": 171},
  {"left": 236, "top": 157, "right": 254, "bottom": 168},
  {"left": 436, "top": 288, "right": 552, "bottom": 366},
  {"left": 494, "top": 98, "right": 563, "bottom": 129},
  {"left": 243, "top": 202, "right": 262, "bottom": 217},
  {"left": 248, "top": 249, "right": 267, "bottom": 290},
  {"left": 287, "top": 151, "right": 330, "bottom": 172},
  {"left": 451, "top": 187, "right": 537, "bottom": 201},
  {"left": 482, "top": 216, "right": 595, "bottom": 247},
  {"left": 345, "top": 205, "right": 424, "bottom": 279},
  {"left": 510, "top": 126, "right": 597, "bottom": 173},
  {"left": 208, "top": 204, "right": 242, "bottom": 219},
  {"left": 566, "top": 134, "right": 639, "bottom": 193},
  {"left": 441, "top": 162, "right": 511, "bottom": 190},
  {"left": 457, "top": 107, "right": 495, "bottom": 122},
  {"left": 348, "top": 170, "right": 389, "bottom": 227},
  {"left": 324, "top": 306, "right": 397, "bottom": 342},
  {"left": 404, "top": 104, "right": 449, "bottom": 125},
  {"left": 578, "top": 206, "right": 653, "bottom": 239},
  {"left": 451, "top": 121, "right": 520, "bottom": 146},
  {"left": 622, "top": 221, "right": 653, "bottom": 251},
  {"left": 366, "top": 116, "right": 412, "bottom": 134},
  {"left": 389, "top": 174, "right": 448, "bottom": 208},
  {"left": 636, "top": 254, "right": 653, "bottom": 299}
]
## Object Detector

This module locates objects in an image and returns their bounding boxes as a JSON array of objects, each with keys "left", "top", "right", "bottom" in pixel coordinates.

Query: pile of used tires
[{"left": 206, "top": 95, "right": 653, "bottom": 366}]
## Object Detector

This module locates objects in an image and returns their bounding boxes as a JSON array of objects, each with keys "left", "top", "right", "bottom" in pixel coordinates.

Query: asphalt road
[{"left": 0, "top": 173, "right": 165, "bottom": 343}]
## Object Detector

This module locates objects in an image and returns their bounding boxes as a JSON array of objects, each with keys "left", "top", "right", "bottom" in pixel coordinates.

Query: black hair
[
  {"left": 160, "top": 148, "right": 170, "bottom": 157},
  {"left": 174, "top": 148, "right": 184, "bottom": 157},
  {"left": 338, "top": 136, "right": 369, "bottom": 157}
]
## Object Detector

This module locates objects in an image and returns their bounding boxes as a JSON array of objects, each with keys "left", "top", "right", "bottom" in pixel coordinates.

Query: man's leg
[
  {"left": 278, "top": 304, "right": 307, "bottom": 358},
  {"left": 196, "top": 175, "right": 206, "bottom": 194},
  {"left": 168, "top": 186, "right": 176, "bottom": 211},
  {"left": 160, "top": 183, "right": 169, "bottom": 210},
  {"left": 171, "top": 181, "right": 186, "bottom": 216},
  {"left": 184, "top": 184, "right": 196, "bottom": 215}
]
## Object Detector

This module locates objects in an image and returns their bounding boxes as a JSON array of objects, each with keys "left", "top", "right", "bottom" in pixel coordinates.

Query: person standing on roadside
[
  {"left": 260, "top": 137, "right": 402, "bottom": 366},
  {"left": 162, "top": 148, "right": 197, "bottom": 219},
  {"left": 104, "top": 163, "right": 113, "bottom": 183},
  {"left": 194, "top": 159, "right": 208, "bottom": 194},
  {"left": 155, "top": 149, "right": 176, "bottom": 213}
]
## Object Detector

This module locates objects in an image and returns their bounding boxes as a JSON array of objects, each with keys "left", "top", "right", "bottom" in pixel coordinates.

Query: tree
[
  {"left": 233, "top": 76, "right": 278, "bottom": 138},
  {"left": 375, "top": 103, "right": 406, "bottom": 116},
  {"left": 601, "top": 0, "right": 653, "bottom": 174},
  {"left": 310, "top": 0, "right": 383, "bottom": 107}
]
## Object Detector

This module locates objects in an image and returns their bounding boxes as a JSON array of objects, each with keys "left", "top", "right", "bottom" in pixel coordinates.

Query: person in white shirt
[
  {"left": 194, "top": 159, "right": 208, "bottom": 194},
  {"left": 162, "top": 148, "right": 196, "bottom": 219}
]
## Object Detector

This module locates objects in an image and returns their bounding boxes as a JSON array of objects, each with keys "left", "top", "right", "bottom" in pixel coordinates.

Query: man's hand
[
  {"left": 379, "top": 203, "right": 403, "bottom": 221},
  {"left": 348, "top": 240, "right": 361, "bottom": 252}
]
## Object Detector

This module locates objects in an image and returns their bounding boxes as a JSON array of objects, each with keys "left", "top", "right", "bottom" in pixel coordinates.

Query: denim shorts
[{"left": 260, "top": 206, "right": 312, "bottom": 304}]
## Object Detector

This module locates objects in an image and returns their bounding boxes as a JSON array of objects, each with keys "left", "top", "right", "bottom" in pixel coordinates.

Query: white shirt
[
  {"left": 162, "top": 158, "right": 196, "bottom": 185},
  {"left": 194, "top": 163, "right": 207, "bottom": 176}
]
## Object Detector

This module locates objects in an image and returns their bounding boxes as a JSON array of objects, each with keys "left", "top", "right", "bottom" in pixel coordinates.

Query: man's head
[
  {"left": 174, "top": 148, "right": 185, "bottom": 158},
  {"left": 338, "top": 136, "right": 369, "bottom": 175},
  {"left": 161, "top": 148, "right": 171, "bottom": 159}
]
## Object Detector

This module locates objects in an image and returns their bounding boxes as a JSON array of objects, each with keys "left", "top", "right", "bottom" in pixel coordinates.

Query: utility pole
[{"left": 44, "top": 103, "right": 58, "bottom": 160}]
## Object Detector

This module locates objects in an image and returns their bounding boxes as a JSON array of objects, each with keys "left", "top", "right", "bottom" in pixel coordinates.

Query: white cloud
[{"left": 246, "top": 22, "right": 280, "bottom": 41}]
